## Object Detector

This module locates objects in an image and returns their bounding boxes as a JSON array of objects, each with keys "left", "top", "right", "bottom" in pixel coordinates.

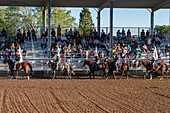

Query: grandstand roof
[{"left": 0, "top": 0, "right": 170, "bottom": 11}]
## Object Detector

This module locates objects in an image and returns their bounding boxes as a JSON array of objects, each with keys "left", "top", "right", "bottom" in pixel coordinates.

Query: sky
[{"left": 65, "top": 8, "right": 170, "bottom": 27}]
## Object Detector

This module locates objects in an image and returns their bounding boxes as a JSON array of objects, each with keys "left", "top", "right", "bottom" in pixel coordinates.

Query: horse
[
  {"left": 138, "top": 60, "right": 168, "bottom": 80},
  {"left": 83, "top": 60, "right": 108, "bottom": 79},
  {"left": 3, "top": 57, "right": 33, "bottom": 80},
  {"left": 104, "top": 57, "right": 130, "bottom": 79},
  {"left": 46, "top": 60, "right": 75, "bottom": 79}
]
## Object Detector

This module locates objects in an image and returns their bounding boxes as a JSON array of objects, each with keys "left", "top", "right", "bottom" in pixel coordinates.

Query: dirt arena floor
[{"left": 0, "top": 77, "right": 169, "bottom": 113}]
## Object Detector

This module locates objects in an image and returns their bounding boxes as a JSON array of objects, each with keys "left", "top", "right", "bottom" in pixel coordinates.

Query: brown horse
[
  {"left": 83, "top": 60, "right": 108, "bottom": 79},
  {"left": 104, "top": 58, "right": 129, "bottom": 79},
  {"left": 138, "top": 60, "right": 168, "bottom": 80},
  {"left": 3, "top": 57, "right": 33, "bottom": 80}
]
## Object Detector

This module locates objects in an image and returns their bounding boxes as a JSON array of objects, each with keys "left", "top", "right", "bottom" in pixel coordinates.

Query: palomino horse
[
  {"left": 104, "top": 58, "right": 129, "bottom": 79},
  {"left": 3, "top": 57, "right": 33, "bottom": 80},
  {"left": 46, "top": 60, "right": 75, "bottom": 79},
  {"left": 83, "top": 60, "right": 108, "bottom": 79},
  {"left": 138, "top": 60, "right": 168, "bottom": 80}
]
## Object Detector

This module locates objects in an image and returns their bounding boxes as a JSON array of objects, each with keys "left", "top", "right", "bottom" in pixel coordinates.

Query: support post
[
  {"left": 110, "top": 2, "right": 113, "bottom": 58},
  {"left": 42, "top": 7, "right": 46, "bottom": 33},
  {"left": 151, "top": 9, "right": 154, "bottom": 36},
  {"left": 48, "top": 0, "right": 51, "bottom": 58},
  {"left": 97, "top": 10, "right": 101, "bottom": 34}
]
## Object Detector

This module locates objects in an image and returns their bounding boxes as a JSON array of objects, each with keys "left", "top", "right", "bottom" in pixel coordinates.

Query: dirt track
[{"left": 0, "top": 78, "right": 169, "bottom": 113}]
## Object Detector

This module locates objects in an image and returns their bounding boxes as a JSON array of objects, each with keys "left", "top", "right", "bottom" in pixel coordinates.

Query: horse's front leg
[
  {"left": 121, "top": 70, "right": 125, "bottom": 80},
  {"left": 113, "top": 71, "right": 116, "bottom": 80},
  {"left": 160, "top": 69, "right": 164, "bottom": 80},
  {"left": 53, "top": 71, "right": 56, "bottom": 79},
  {"left": 125, "top": 71, "right": 129, "bottom": 79}
]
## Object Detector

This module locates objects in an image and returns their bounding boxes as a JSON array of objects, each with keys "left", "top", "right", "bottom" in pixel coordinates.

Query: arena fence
[{"left": 0, "top": 58, "right": 169, "bottom": 78}]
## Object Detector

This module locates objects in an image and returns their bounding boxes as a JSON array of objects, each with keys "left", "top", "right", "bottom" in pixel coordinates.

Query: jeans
[
  {"left": 14, "top": 61, "right": 18, "bottom": 69},
  {"left": 56, "top": 61, "right": 61, "bottom": 69},
  {"left": 115, "top": 61, "right": 118, "bottom": 70}
]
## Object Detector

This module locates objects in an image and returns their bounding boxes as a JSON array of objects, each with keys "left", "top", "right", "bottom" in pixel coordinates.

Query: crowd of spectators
[
  {"left": 39, "top": 26, "right": 168, "bottom": 59},
  {"left": 0, "top": 28, "right": 37, "bottom": 58}
]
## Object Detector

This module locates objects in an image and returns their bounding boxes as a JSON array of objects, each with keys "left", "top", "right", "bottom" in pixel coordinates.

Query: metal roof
[{"left": 0, "top": 0, "right": 170, "bottom": 11}]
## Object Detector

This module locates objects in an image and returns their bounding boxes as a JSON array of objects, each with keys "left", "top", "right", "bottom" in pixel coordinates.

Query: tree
[
  {"left": 154, "top": 25, "right": 170, "bottom": 37},
  {"left": 79, "top": 8, "right": 94, "bottom": 34},
  {"left": 0, "top": 6, "right": 77, "bottom": 36}
]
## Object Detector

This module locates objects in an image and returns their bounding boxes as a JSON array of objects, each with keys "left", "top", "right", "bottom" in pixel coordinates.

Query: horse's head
[
  {"left": 3, "top": 57, "right": 9, "bottom": 64},
  {"left": 104, "top": 57, "right": 109, "bottom": 62},
  {"left": 137, "top": 60, "right": 142, "bottom": 67},
  {"left": 46, "top": 60, "right": 52, "bottom": 66}
]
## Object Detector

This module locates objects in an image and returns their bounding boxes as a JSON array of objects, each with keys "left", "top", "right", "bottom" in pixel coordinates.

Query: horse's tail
[
  {"left": 69, "top": 64, "right": 75, "bottom": 75},
  {"left": 28, "top": 63, "right": 33, "bottom": 75}
]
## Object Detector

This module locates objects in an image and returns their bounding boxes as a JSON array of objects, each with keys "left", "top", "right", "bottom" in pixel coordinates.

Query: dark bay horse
[
  {"left": 138, "top": 60, "right": 168, "bottom": 80},
  {"left": 104, "top": 58, "right": 129, "bottom": 79},
  {"left": 46, "top": 60, "right": 75, "bottom": 79},
  {"left": 3, "top": 57, "right": 33, "bottom": 80},
  {"left": 83, "top": 60, "right": 108, "bottom": 79}
]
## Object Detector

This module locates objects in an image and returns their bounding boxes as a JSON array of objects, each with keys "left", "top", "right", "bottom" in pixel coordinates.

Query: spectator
[
  {"left": 165, "top": 44, "right": 170, "bottom": 53},
  {"left": 147, "top": 37, "right": 152, "bottom": 50},
  {"left": 21, "top": 43, "right": 27, "bottom": 56},
  {"left": 155, "top": 36, "right": 161, "bottom": 46},
  {"left": 122, "top": 30, "right": 126, "bottom": 39},
  {"left": 27, "top": 29, "right": 31, "bottom": 40},
  {"left": 16, "top": 29, "right": 22, "bottom": 44},
  {"left": 81, "top": 37, "right": 86, "bottom": 48},
  {"left": 135, "top": 45, "right": 141, "bottom": 57},
  {"left": 151, "top": 37, "right": 155, "bottom": 48},
  {"left": 117, "top": 30, "right": 121, "bottom": 39},
  {"left": 51, "top": 46, "right": 55, "bottom": 58},
  {"left": 1, "top": 28, "right": 7, "bottom": 38},
  {"left": 64, "top": 29, "right": 68, "bottom": 38},
  {"left": 141, "top": 29, "right": 146, "bottom": 40},
  {"left": 41, "top": 37, "right": 47, "bottom": 49},
  {"left": 146, "top": 30, "right": 150, "bottom": 38},
  {"left": 127, "top": 29, "right": 131, "bottom": 38},
  {"left": 57, "top": 40, "right": 62, "bottom": 46},
  {"left": 51, "top": 40, "right": 56, "bottom": 49},
  {"left": 61, "top": 34, "right": 68, "bottom": 41},
  {"left": 132, "top": 36, "right": 136, "bottom": 44},
  {"left": 51, "top": 28, "right": 56, "bottom": 40},
  {"left": 31, "top": 29, "right": 37, "bottom": 41},
  {"left": 45, "top": 29, "right": 48, "bottom": 37},
  {"left": 74, "top": 29, "right": 79, "bottom": 39},
  {"left": 101, "top": 29, "right": 106, "bottom": 43},
  {"left": 142, "top": 44, "right": 148, "bottom": 53},
  {"left": 57, "top": 25, "right": 61, "bottom": 37},
  {"left": 72, "top": 43, "right": 77, "bottom": 53},
  {"left": 94, "top": 38, "right": 100, "bottom": 48},
  {"left": 68, "top": 29, "right": 73, "bottom": 39}
]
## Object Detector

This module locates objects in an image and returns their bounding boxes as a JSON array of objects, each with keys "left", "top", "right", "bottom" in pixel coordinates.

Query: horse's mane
[{"left": 8, "top": 59, "right": 14, "bottom": 64}]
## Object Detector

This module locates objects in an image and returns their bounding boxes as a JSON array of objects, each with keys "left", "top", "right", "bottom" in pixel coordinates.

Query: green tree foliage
[
  {"left": 155, "top": 25, "right": 170, "bottom": 36},
  {"left": 0, "top": 6, "right": 76, "bottom": 36},
  {"left": 79, "top": 8, "right": 94, "bottom": 34}
]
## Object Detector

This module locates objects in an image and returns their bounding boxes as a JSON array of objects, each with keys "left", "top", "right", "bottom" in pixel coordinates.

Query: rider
[
  {"left": 55, "top": 55, "right": 61, "bottom": 70},
  {"left": 114, "top": 53, "right": 119, "bottom": 71},
  {"left": 94, "top": 56, "right": 99, "bottom": 70},
  {"left": 14, "top": 54, "right": 20, "bottom": 70}
]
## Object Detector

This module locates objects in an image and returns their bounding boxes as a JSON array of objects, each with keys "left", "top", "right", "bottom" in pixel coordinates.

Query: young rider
[
  {"left": 55, "top": 55, "right": 61, "bottom": 70},
  {"left": 14, "top": 54, "right": 20, "bottom": 70}
]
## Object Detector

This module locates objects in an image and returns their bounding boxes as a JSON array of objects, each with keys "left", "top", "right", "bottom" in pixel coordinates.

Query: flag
[
  {"left": 19, "top": 46, "right": 23, "bottom": 62},
  {"left": 153, "top": 46, "right": 158, "bottom": 60},
  {"left": 95, "top": 46, "right": 98, "bottom": 56}
]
